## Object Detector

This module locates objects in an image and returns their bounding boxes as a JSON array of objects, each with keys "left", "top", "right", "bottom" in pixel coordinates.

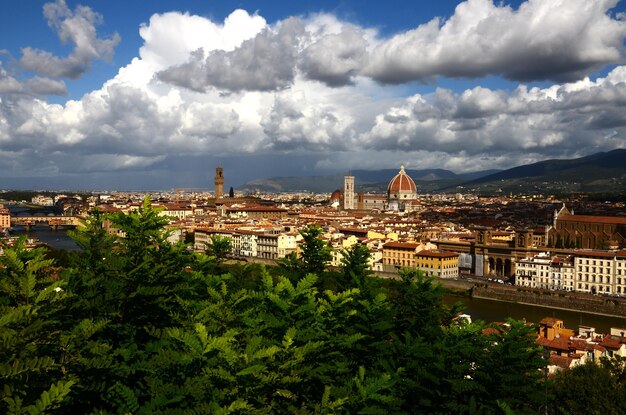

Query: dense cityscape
[
  {"left": 3, "top": 0, "right": 626, "bottom": 413},
  {"left": 3, "top": 165, "right": 626, "bottom": 375}
]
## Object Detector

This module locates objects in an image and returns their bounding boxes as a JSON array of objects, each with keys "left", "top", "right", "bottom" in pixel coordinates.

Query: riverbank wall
[{"left": 472, "top": 283, "right": 626, "bottom": 318}]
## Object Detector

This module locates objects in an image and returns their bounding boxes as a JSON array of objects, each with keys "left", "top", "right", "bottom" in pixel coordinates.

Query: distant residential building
[
  {"left": 381, "top": 241, "right": 457, "bottom": 277},
  {"left": 0, "top": 205, "right": 10, "bottom": 230},
  {"left": 536, "top": 318, "right": 626, "bottom": 374},
  {"left": 382, "top": 241, "right": 420, "bottom": 269},
  {"left": 222, "top": 205, "right": 288, "bottom": 220},
  {"left": 237, "top": 231, "right": 258, "bottom": 257},
  {"left": 159, "top": 204, "right": 194, "bottom": 220},
  {"left": 194, "top": 228, "right": 233, "bottom": 252},
  {"left": 31, "top": 195, "right": 54, "bottom": 206},
  {"left": 515, "top": 250, "right": 626, "bottom": 295},
  {"left": 256, "top": 233, "right": 297, "bottom": 260},
  {"left": 573, "top": 250, "right": 625, "bottom": 295},
  {"left": 330, "top": 235, "right": 360, "bottom": 267}
]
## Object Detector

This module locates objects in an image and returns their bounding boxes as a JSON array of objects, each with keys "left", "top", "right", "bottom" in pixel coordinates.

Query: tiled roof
[
  {"left": 383, "top": 242, "right": 419, "bottom": 250},
  {"left": 559, "top": 214, "right": 626, "bottom": 225}
]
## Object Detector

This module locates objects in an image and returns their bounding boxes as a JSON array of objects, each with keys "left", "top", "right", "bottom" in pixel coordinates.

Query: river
[
  {"left": 10, "top": 226, "right": 80, "bottom": 251},
  {"left": 445, "top": 294, "right": 626, "bottom": 334}
]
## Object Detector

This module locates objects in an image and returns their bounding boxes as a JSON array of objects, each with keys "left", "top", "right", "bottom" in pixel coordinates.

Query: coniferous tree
[
  {"left": 277, "top": 225, "right": 332, "bottom": 283},
  {"left": 339, "top": 243, "right": 373, "bottom": 291}
]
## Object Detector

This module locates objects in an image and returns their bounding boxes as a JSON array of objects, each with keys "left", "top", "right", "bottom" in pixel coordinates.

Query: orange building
[{"left": 0, "top": 204, "right": 11, "bottom": 230}]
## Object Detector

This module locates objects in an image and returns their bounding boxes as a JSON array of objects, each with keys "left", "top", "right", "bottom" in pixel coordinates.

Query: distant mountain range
[
  {"left": 238, "top": 168, "right": 500, "bottom": 193},
  {"left": 239, "top": 149, "right": 626, "bottom": 195},
  {"left": 455, "top": 149, "right": 626, "bottom": 194}
]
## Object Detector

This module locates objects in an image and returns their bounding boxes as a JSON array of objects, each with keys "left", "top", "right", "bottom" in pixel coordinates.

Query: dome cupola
[{"left": 387, "top": 165, "right": 417, "bottom": 195}]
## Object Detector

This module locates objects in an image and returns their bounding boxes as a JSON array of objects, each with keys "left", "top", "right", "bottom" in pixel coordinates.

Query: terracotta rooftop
[
  {"left": 559, "top": 214, "right": 626, "bottom": 225},
  {"left": 549, "top": 354, "right": 577, "bottom": 369},
  {"left": 539, "top": 317, "right": 561, "bottom": 326},
  {"left": 383, "top": 242, "right": 420, "bottom": 250},
  {"left": 415, "top": 250, "right": 459, "bottom": 258}
]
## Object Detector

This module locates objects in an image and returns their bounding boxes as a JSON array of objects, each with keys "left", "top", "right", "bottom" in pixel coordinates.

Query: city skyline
[{"left": 1, "top": 0, "right": 626, "bottom": 190}]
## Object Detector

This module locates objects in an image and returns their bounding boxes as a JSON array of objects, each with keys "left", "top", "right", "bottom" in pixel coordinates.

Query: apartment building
[
  {"left": 413, "top": 250, "right": 459, "bottom": 279},
  {"left": 256, "top": 233, "right": 297, "bottom": 260},
  {"left": 382, "top": 242, "right": 420, "bottom": 269},
  {"left": 574, "top": 250, "right": 622, "bottom": 295},
  {"left": 515, "top": 250, "right": 626, "bottom": 295},
  {"left": 515, "top": 253, "right": 575, "bottom": 291},
  {"left": 0, "top": 205, "right": 10, "bottom": 230}
]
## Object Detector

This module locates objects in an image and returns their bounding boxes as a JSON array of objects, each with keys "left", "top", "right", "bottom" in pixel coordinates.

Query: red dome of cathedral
[
  {"left": 330, "top": 189, "right": 342, "bottom": 201},
  {"left": 387, "top": 165, "right": 417, "bottom": 193}
]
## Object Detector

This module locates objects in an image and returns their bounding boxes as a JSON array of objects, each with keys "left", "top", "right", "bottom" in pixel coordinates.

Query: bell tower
[
  {"left": 214, "top": 167, "right": 224, "bottom": 199},
  {"left": 344, "top": 175, "right": 355, "bottom": 210}
]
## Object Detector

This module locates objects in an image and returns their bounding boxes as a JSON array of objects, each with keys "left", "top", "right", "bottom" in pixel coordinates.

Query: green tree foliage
[
  {"left": 0, "top": 237, "right": 75, "bottom": 414},
  {"left": 0, "top": 204, "right": 557, "bottom": 413},
  {"left": 59, "top": 198, "right": 200, "bottom": 412},
  {"left": 278, "top": 225, "right": 333, "bottom": 288},
  {"left": 297, "top": 225, "right": 332, "bottom": 276},
  {"left": 550, "top": 356, "right": 626, "bottom": 415},
  {"left": 205, "top": 234, "right": 232, "bottom": 264},
  {"left": 339, "top": 243, "right": 373, "bottom": 291}
]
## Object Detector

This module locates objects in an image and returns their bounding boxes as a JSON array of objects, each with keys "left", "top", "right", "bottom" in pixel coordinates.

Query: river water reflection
[
  {"left": 445, "top": 294, "right": 626, "bottom": 334},
  {"left": 11, "top": 226, "right": 80, "bottom": 251}
]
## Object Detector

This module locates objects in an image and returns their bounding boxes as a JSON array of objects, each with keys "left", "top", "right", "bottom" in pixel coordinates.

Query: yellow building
[
  {"left": 414, "top": 250, "right": 460, "bottom": 279},
  {"left": 382, "top": 242, "right": 419, "bottom": 268},
  {"left": 367, "top": 229, "right": 398, "bottom": 241},
  {"left": 330, "top": 235, "right": 360, "bottom": 267},
  {"left": 538, "top": 317, "right": 574, "bottom": 341},
  {"left": 0, "top": 204, "right": 10, "bottom": 230}
]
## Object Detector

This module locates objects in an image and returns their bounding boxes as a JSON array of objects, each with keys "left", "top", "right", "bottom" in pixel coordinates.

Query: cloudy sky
[{"left": 1, "top": 0, "right": 625, "bottom": 190}]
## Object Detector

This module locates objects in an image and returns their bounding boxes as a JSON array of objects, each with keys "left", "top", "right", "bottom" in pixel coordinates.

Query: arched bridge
[{"left": 11, "top": 216, "right": 82, "bottom": 230}]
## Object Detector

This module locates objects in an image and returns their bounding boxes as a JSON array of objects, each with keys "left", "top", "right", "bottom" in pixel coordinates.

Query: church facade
[{"left": 547, "top": 205, "right": 626, "bottom": 250}]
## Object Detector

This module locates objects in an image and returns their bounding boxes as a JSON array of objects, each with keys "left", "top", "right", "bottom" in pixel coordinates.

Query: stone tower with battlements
[{"left": 214, "top": 167, "right": 224, "bottom": 199}]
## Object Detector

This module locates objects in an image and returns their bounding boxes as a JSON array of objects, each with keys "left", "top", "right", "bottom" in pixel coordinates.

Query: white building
[
  {"left": 515, "top": 253, "right": 575, "bottom": 290},
  {"left": 574, "top": 251, "right": 619, "bottom": 295},
  {"left": 515, "top": 250, "right": 626, "bottom": 294},
  {"left": 257, "top": 233, "right": 297, "bottom": 260}
]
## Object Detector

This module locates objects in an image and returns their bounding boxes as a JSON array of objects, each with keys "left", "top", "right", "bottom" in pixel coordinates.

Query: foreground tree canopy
[{"left": 1, "top": 200, "right": 619, "bottom": 414}]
